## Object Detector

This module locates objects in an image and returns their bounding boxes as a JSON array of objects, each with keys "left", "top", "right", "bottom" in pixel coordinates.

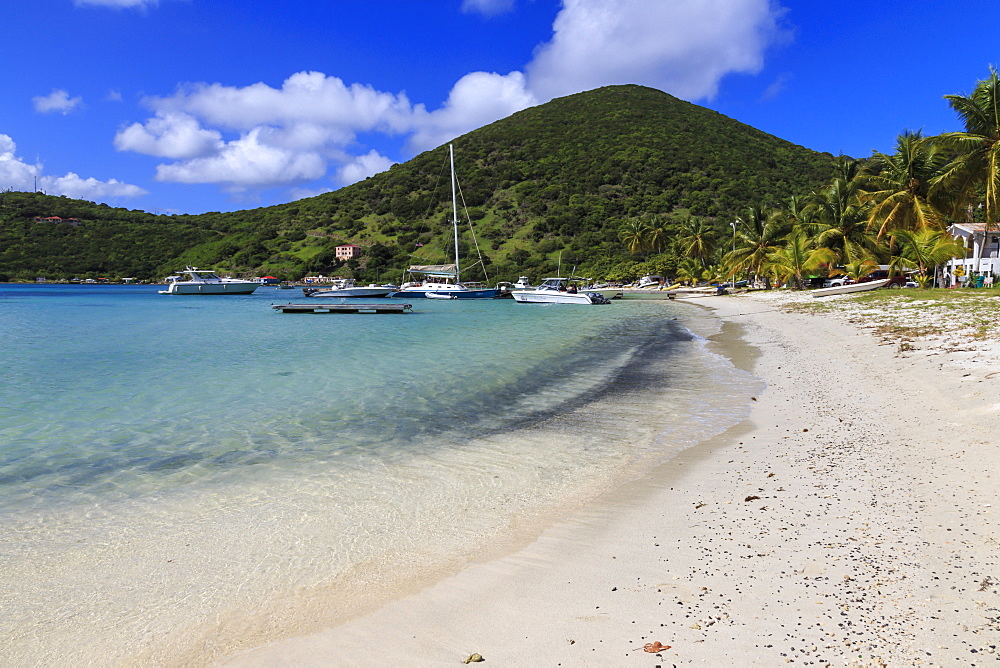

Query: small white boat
[
  {"left": 511, "top": 278, "right": 611, "bottom": 305},
  {"left": 425, "top": 291, "right": 458, "bottom": 300},
  {"left": 158, "top": 267, "right": 259, "bottom": 295},
  {"left": 303, "top": 279, "right": 394, "bottom": 298},
  {"left": 512, "top": 276, "right": 534, "bottom": 290},
  {"left": 810, "top": 278, "right": 889, "bottom": 298}
]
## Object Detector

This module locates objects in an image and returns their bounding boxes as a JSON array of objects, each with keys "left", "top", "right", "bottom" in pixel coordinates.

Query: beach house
[{"left": 945, "top": 222, "right": 1000, "bottom": 285}]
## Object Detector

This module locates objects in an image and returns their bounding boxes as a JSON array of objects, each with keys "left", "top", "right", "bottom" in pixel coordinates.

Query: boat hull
[
  {"left": 391, "top": 288, "right": 499, "bottom": 299},
  {"left": 511, "top": 290, "right": 603, "bottom": 304},
  {"left": 304, "top": 288, "right": 394, "bottom": 298},
  {"left": 810, "top": 278, "right": 889, "bottom": 298},
  {"left": 158, "top": 282, "right": 258, "bottom": 295}
]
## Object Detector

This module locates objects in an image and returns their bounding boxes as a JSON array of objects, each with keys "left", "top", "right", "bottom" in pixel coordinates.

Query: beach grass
[{"left": 778, "top": 288, "right": 1000, "bottom": 352}]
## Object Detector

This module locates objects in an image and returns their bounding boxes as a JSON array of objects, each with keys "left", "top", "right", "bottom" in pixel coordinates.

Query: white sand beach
[{"left": 229, "top": 291, "right": 1000, "bottom": 667}]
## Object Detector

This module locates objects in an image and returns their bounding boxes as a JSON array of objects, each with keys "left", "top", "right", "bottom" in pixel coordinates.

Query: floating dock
[{"left": 272, "top": 303, "right": 412, "bottom": 314}]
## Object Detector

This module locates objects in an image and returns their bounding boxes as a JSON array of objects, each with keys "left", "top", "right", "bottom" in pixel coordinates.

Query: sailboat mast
[{"left": 450, "top": 143, "right": 460, "bottom": 283}]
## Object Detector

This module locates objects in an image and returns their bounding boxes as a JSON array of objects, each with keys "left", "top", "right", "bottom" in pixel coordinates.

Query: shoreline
[{"left": 228, "top": 292, "right": 1000, "bottom": 666}]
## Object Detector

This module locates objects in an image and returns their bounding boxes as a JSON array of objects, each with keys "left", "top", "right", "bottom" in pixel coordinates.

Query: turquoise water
[{"left": 0, "top": 284, "right": 760, "bottom": 663}]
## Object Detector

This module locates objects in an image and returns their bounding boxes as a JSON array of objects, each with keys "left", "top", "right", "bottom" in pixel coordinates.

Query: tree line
[{"left": 622, "top": 68, "right": 1000, "bottom": 289}]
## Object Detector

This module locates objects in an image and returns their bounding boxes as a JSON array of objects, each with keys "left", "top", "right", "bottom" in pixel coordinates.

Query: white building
[{"left": 945, "top": 222, "right": 1000, "bottom": 284}]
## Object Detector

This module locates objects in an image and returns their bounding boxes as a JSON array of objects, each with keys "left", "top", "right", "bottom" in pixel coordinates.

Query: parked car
[
  {"left": 822, "top": 276, "right": 854, "bottom": 288},
  {"left": 858, "top": 270, "right": 908, "bottom": 288}
]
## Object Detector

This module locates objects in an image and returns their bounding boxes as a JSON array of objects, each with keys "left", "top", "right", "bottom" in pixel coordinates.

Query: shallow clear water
[{"left": 0, "top": 284, "right": 760, "bottom": 663}]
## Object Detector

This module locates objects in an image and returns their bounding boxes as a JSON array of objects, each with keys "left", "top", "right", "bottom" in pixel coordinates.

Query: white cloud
[
  {"left": 0, "top": 134, "right": 41, "bottom": 186},
  {"left": 0, "top": 133, "right": 146, "bottom": 200},
  {"left": 41, "top": 173, "right": 148, "bottom": 199},
  {"left": 112, "top": 0, "right": 787, "bottom": 198},
  {"left": 525, "top": 0, "right": 785, "bottom": 101},
  {"left": 115, "top": 112, "right": 223, "bottom": 159},
  {"left": 408, "top": 71, "right": 537, "bottom": 152},
  {"left": 117, "top": 72, "right": 417, "bottom": 190},
  {"left": 33, "top": 89, "right": 83, "bottom": 115},
  {"left": 461, "top": 0, "right": 517, "bottom": 16},
  {"left": 149, "top": 72, "right": 413, "bottom": 136},
  {"left": 153, "top": 127, "right": 326, "bottom": 190},
  {"left": 289, "top": 185, "right": 334, "bottom": 201},
  {"left": 334, "top": 150, "right": 395, "bottom": 186}
]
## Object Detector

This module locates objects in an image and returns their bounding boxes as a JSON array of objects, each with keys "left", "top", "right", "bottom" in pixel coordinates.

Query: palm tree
[
  {"left": 859, "top": 130, "right": 949, "bottom": 238},
  {"left": 677, "top": 216, "right": 716, "bottom": 269},
  {"left": 935, "top": 67, "right": 1000, "bottom": 274},
  {"left": 645, "top": 217, "right": 671, "bottom": 255},
  {"left": 890, "top": 228, "right": 965, "bottom": 287},
  {"left": 674, "top": 257, "right": 707, "bottom": 286},
  {"left": 841, "top": 256, "right": 880, "bottom": 283},
  {"left": 764, "top": 228, "right": 837, "bottom": 290},
  {"left": 805, "top": 169, "right": 879, "bottom": 273},
  {"left": 618, "top": 217, "right": 651, "bottom": 255},
  {"left": 722, "top": 206, "right": 790, "bottom": 289}
]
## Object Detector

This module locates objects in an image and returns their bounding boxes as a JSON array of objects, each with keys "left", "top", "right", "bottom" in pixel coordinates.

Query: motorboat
[
  {"left": 810, "top": 278, "right": 890, "bottom": 298},
  {"left": 636, "top": 274, "right": 664, "bottom": 289},
  {"left": 425, "top": 291, "right": 458, "bottom": 299},
  {"left": 392, "top": 145, "right": 499, "bottom": 300},
  {"left": 512, "top": 276, "right": 534, "bottom": 290},
  {"left": 303, "top": 279, "right": 395, "bottom": 298},
  {"left": 583, "top": 282, "right": 624, "bottom": 300},
  {"left": 511, "top": 278, "right": 612, "bottom": 305},
  {"left": 158, "top": 267, "right": 259, "bottom": 295}
]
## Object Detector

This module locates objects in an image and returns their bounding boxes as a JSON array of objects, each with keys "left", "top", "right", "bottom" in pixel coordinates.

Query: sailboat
[{"left": 392, "top": 145, "right": 499, "bottom": 300}]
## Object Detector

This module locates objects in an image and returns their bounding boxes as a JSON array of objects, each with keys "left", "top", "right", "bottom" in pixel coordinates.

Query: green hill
[{"left": 0, "top": 85, "right": 836, "bottom": 282}]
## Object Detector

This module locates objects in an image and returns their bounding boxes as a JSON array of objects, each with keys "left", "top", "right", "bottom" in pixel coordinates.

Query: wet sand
[{"left": 228, "top": 293, "right": 1000, "bottom": 666}]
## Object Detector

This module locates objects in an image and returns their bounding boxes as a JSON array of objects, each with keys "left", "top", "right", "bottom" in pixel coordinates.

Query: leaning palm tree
[
  {"left": 890, "top": 228, "right": 966, "bottom": 287},
  {"left": 859, "top": 130, "right": 949, "bottom": 238},
  {"left": 934, "top": 67, "right": 1000, "bottom": 274}
]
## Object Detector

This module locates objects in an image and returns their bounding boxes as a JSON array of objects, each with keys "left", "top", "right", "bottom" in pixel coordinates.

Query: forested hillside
[{"left": 0, "top": 85, "right": 837, "bottom": 282}]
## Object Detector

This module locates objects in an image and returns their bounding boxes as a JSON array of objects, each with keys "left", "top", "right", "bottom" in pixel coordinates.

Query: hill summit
[{"left": 0, "top": 85, "right": 836, "bottom": 282}]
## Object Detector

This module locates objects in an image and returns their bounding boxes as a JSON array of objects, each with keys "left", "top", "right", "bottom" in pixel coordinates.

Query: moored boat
[
  {"left": 392, "top": 145, "right": 499, "bottom": 300},
  {"left": 511, "top": 278, "right": 611, "bottom": 305},
  {"left": 303, "top": 279, "right": 395, "bottom": 298},
  {"left": 158, "top": 267, "right": 259, "bottom": 295},
  {"left": 512, "top": 276, "right": 534, "bottom": 290}
]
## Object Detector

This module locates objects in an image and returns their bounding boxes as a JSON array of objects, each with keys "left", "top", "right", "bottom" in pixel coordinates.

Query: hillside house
[
  {"left": 34, "top": 216, "right": 81, "bottom": 226},
  {"left": 336, "top": 244, "right": 362, "bottom": 260}
]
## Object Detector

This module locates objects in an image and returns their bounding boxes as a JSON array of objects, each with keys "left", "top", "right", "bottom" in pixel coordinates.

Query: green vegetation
[
  {"left": 7, "top": 69, "right": 996, "bottom": 288},
  {"left": 0, "top": 85, "right": 835, "bottom": 283},
  {"left": 0, "top": 191, "right": 214, "bottom": 281},
  {"left": 715, "top": 67, "right": 1000, "bottom": 289}
]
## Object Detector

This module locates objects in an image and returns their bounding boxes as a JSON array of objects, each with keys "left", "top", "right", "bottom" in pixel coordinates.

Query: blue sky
[{"left": 1, "top": 0, "right": 996, "bottom": 215}]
